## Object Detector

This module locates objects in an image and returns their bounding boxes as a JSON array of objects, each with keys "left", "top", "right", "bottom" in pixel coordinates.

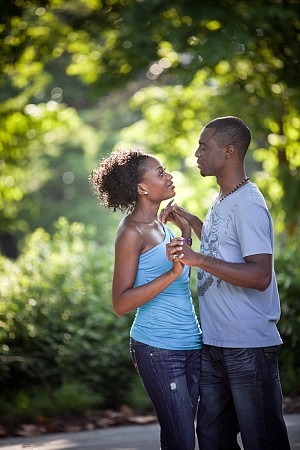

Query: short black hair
[
  {"left": 89, "top": 148, "right": 149, "bottom": 212},
  {"left": 206, "top": 116, "right": 251, "bottom": 158}
]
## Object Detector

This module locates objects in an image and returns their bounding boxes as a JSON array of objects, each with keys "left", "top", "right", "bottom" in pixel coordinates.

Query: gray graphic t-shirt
[{"left": 198, "top": 182, "right": 282, "bottom": 348}]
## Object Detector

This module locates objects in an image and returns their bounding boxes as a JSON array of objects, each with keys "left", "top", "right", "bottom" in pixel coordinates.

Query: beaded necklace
[{"left": 218, "top": 176, "right": 250, "bottom": 203}]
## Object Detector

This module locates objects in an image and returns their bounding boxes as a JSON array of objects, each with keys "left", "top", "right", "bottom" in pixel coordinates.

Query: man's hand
[
  {"left": 166, "top": 237, "right": 197, "bottom": 267},
  {"left": 160, "top": 201, "right": 191, "bottom": 225},
  {"left": 159, "top": 200, "right": 176, "bottom": 224},
  {"left": 160, "top": 202, "right": 203, "bottom": 240}
]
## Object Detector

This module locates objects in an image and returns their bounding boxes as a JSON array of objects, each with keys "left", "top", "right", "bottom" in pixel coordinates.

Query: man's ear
[
  {"left": 225, "top": 144, "right": 234, "bottom": 158},
  {"left": 137, "top": 185, "right": 148, "bottom": 195}
]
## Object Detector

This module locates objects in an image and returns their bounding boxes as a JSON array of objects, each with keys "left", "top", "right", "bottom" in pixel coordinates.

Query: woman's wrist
[
  {"left": 181, "top": 227, "right": 192, "bottom": 244},
  {"left": 182, "top": 237, "right": 192, "bottom": 246},
  {"left": 168, "top": 268, "right": 180, "bottom": 280}
]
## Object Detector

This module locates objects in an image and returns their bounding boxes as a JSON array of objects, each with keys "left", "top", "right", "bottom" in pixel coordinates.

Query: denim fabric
[
  {"left": 197, "top": 344, "right": 290, "bottom": 450},
  {"left": 130, "top": 338, "right": 201, "bottom": 450}
]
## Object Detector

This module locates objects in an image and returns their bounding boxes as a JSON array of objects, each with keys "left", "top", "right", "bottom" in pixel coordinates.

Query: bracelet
[{"left": 182, "top": 237, "right": 192, "bottom": 246}]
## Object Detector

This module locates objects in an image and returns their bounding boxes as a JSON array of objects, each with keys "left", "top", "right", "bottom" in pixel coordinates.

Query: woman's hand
[
  {"left": 167, "top": 236, "right": 185, "bottom": 277},
  {"left": 170, "top": 251, "right": 185, "bottom": 277},
  {"left": 166, "top": 237, "right": 184, "bottom": 263}
]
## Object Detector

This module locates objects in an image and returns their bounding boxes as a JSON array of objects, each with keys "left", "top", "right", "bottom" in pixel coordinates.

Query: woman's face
[{"left": 139, "top": 156, "right": 175, "bottom": 202}]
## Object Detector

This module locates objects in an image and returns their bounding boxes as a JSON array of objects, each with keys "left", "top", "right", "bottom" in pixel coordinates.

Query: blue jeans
[
  {"left": 130, "top": 338, "right": 201, "bottom": 450},
  {"left": 197, "top": 344, "right": 290, "bottom": 450}
]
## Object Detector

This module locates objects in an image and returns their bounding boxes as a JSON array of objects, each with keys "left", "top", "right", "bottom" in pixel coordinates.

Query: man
[{"left": 161, "top": 116, "right": 290, "bottom": 450}]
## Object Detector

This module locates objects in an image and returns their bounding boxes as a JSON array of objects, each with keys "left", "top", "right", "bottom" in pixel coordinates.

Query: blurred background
[{"left": 0, "top": 0, "right": 299, "bottom": 433}]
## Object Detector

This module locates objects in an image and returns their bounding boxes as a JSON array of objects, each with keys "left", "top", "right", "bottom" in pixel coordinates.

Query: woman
[{"left": 89, "top": 148, "right": 202, "bottom": 450}]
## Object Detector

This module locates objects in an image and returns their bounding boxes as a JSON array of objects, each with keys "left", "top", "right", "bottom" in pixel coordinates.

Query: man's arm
[{"left": 166, "top": 238, "right": 272, "bottom": 292}]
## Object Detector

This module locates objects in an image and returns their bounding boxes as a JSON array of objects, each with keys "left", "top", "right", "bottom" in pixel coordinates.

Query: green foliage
[
  {"left": 0, "top": 382, "right": 102, "bottom": 420},
  {"left": 0, "top": 219, "right": 135, "bottom": 410},
  {"left": 0, "top": 219, "right": 299, "bottom": 424},
  {"left": 52, "top": 382, "right": 102, "bottom": 416},
  {"left": 1, "top": 0, "right": 299, "bottom": 248},
  {"left": 0, "top": 100, "right": 92, "bottom": 240},
  {"left": 124, "top": 376, "right": 153, "bottom": 414},
  {"left": 0, "top": 0, "right": 299, "bottom": 419},
  {"left": 275, "top": 236, "right": 300, "bottom": 395},
  {"left": 120, "top": 68, "right": 300, "bottom": 235}
]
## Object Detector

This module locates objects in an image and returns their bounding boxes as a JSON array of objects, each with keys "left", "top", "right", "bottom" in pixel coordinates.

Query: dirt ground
[{"left": 0, "top": 397, "right": 299, "bottom": 439}]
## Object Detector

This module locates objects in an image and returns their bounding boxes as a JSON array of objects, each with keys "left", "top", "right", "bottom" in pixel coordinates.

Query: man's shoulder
[{"left": 237, "top": 183, "right": 268, "bottom": 211}]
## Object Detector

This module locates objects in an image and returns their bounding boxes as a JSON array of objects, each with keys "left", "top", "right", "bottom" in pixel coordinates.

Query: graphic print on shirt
[{"left": 198, "top": 209, "right": 222, "bottom": 296}]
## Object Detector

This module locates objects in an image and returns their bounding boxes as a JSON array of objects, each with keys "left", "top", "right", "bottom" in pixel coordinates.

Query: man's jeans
[
  {"left": 197, "top": 344, "right": 290, "bottom": 450},
  {"left": 130, "top": 338, "right": 201, "bottom": 450}
]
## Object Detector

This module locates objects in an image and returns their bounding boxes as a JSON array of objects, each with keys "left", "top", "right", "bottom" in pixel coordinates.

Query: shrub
[
  {"left": 0, "top": 218, "right": 135, "bottom": 413},
  {"left": 275, "top": 237, "right": 300, "bottom": 395},
  {"left": 0, "top": 382, "right": 102, "bottom": 421},
  {"left": 1, "top": 219, "right": 299, "bottom": 422}
]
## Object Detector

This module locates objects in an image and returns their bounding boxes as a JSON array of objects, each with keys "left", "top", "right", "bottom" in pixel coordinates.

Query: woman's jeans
[
  {"left": 130, "top": 338, "right": 201, "bottom": 450},
  {"left": 197, "top": 344, "right": 291, "bottom": 450}
]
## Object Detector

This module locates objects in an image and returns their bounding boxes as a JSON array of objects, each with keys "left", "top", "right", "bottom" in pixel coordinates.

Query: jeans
[
  {"left": 197, "top": 344, "right": 291, "bottom": 450},
  {"left": 130, "top": 338, "right": 201, "bottom": 450}
]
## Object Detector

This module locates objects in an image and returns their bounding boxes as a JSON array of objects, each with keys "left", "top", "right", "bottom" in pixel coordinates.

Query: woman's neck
[{"left": 130, "top": 203, "right": 159, "bottom": 224}]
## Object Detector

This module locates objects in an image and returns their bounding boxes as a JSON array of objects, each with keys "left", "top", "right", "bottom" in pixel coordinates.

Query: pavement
[{"left": 0, "top": 414, "right": 299, "bottom": 449}]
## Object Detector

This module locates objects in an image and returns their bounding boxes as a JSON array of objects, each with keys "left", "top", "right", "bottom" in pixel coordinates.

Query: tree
[{"left": 0, "top": 0, "right": 299, "bottom": 256}]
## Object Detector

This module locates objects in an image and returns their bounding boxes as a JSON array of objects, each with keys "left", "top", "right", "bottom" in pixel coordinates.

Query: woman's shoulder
[{"left": 116, "top": 215, "right": 144, "bottom": 243}]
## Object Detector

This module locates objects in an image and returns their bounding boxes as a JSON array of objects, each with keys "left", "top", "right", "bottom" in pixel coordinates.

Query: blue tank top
[{"left": 130, "top": 224, "right": 202, "bottom": 350}]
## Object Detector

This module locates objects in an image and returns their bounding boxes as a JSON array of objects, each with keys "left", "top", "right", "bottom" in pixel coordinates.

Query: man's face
[{"left": 194, "top": 127, "right": 226, "bottom": 177}]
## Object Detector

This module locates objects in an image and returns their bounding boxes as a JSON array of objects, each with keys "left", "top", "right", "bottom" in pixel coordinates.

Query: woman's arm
[{"left": 112, "top": 224, "right": 183, "bottom": 317}]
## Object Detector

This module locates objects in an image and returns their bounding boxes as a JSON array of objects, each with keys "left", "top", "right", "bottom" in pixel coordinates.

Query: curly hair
[{"left": 89, "top": 148, "right": 149, "bottom": 212}]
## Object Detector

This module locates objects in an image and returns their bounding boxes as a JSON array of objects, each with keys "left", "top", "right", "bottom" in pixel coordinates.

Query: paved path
[{"left": 0, "top": 414, "right": 299, "bottom": 449}]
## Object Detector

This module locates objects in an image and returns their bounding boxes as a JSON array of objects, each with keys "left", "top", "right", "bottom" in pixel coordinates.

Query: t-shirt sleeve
[{"left": 236, "top": 205, "right": 273, "bottom": 258}]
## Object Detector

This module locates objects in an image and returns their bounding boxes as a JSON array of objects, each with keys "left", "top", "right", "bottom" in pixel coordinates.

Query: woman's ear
[{"left": 137, "top": 185, "right": 148, "bottom": 195}]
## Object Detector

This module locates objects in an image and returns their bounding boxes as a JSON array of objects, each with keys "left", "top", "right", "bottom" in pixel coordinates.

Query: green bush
[
  {"left": 52, "top": 382, "right": 103, "bottom": 416},
  {"left": 275, "top": 237, "right": 300, "bottom": 395},
  {"left": 0, "top": 382, "right": 102, "bottom": 420},
  {"left": 0, "top": 218, "right": 135, "bottom": 413},
  {"left": 124, "top": 376, "right": 153, "bottom": 413},
  {"left": 0, "top": 219, "right": 299, "bottom": 422}
]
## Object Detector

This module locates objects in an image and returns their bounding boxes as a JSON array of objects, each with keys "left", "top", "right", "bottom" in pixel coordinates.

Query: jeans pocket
[{"left": 263, "top": 346, "right": 279, "bottom": 380}]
